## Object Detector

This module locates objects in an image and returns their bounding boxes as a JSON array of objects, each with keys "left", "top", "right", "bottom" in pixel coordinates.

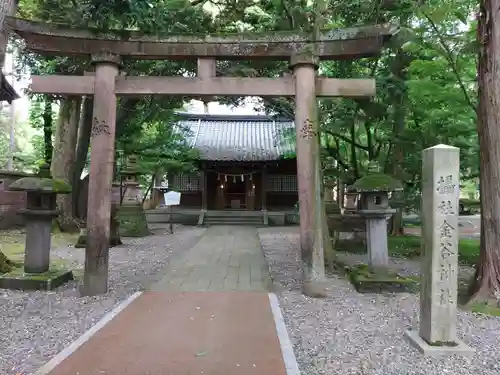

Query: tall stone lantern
[
  {"left": 0, "top": 164, "right": 74, "bottom": 290},
  {"left": 350, "top": 172, "right": 403, "bottom": 271},
  {"left": 8, "top": 164, "right": 71, "bottom": 273},
  {"left": 118, "top": 155, "right": 150, "bottom": 237}
]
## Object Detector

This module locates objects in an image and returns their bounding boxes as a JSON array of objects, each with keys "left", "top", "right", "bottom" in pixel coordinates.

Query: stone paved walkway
[
  {"left": 40, "top": 226, "right": 289, "bottom": 375},
  {"left": 151, "top": 226, "right": 272, "bottom": 292}
]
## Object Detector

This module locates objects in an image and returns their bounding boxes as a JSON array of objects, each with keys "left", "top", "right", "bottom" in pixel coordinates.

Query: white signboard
[{"left": 164, "top": 190, "right": 181, "bottom": 206}]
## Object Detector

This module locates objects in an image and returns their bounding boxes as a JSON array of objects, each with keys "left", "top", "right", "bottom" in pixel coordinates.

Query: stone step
[
  {"left": 205, "top": 219, "right": 263, "bottom": 224},
  {"left": 204, "top": 216, "right": 264, "bottom": 226}
]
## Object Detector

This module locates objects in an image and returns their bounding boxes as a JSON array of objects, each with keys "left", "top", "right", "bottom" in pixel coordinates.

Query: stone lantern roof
[
  {"left": 350, "top": 173, "right": 403, "bottom": 193},
  {"left": 9, "top": 164, "right": 71, "bottom": 193}
]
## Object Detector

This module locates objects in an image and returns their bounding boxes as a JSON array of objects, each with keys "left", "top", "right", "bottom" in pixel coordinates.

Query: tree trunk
[
  {"left": 0, "top": 0, "right": 17, "bottom": 270},
  {"left": 52, "top": 96, "right": 82, "bottom": 232},
  {"left": 42, "top": 96, "right": 54, "bottom": 166},
  {"left": 0, "top": 0, "right": 15, "bottom": 71},
  {"left": 72, "top": 96, "right": 93, "bottom": 218},
  {"left": 389, "top": 31, "right": 409, "bottom": 236},
  {"left": 152, "top": 167, "right": 164, "bottom": 207},
  {"left": 468, "top": 0, "right": 500, "bottom": 302}
]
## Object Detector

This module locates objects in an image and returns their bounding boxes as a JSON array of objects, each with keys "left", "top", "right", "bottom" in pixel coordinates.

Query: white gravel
[
  {"left": 0, "top": 224, "right": 205, "bottom": 375},
  {"left": 258, "top": 226, "right": 500, "bottom": 375}
]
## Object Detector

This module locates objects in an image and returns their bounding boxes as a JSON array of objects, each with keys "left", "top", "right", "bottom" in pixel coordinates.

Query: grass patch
[
  {"left": 0, "top": 228, "right": 78, "bottom": 275},
  {"left": 339, "top": 234, "right": 480, "bottom": 266},
  {"left": 469, "top": 301, "right": 500, "bottom": 317},
  {"left": 388, "top": 235, "right": 479, "bottom": 266}
]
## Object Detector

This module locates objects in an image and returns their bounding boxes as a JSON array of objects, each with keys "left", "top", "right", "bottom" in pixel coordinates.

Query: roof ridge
[{"left": 174, "top": 112, "right": 293, "bottom": 122}]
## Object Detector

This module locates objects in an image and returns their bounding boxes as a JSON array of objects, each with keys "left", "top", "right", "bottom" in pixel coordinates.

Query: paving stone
[{"left": 151, "top": 226, "right": 271, "bottom": 292}]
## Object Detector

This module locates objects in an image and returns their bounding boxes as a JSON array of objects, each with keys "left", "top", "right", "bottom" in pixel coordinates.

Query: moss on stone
[
  {"left": 5, "top": 264, "right": 66, "bottom": 280},
  {"left": 9, "top": 177, "right": 71, "bottom": 193},
  {"left": 117, "top": 205, "right": 150, "bottom": 237},
  {"left": 347, "top": 264, "right": 418, "bottom": 293},
  {"left": 324, "top": 201, "right": 341, "bottom": 214},
  {"left": 0, "top": 264, "right": 73, "bottom": 290},
  {"left": 351, "top": 173, "right": 403, "bottom": 192}
]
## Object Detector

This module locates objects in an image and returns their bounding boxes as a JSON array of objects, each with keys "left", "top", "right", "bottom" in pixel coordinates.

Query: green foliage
[
  {"left": 340, "top": 233, "right": 480, "bottom": 266},
  {"left": 14, "top": 0, "right": 480, "bottom": 214}
]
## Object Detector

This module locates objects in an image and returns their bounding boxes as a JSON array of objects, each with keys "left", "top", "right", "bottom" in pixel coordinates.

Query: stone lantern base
[
  {"left": 0, "top": 266, "right": 73, "bottom": 291},
  {"left": 346, "top": 264, "right": 418, "bottom": 294},
  {"left": 117, "top": 204, "right": 150, "bottom": 237}
]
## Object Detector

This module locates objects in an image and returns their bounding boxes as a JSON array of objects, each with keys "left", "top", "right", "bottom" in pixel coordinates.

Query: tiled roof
[
  {"left": 0, "top": 73, "right": 19, "bottom": 103},
  {"left": 175, "top": 113, "right": 295, "bottom": 161}
]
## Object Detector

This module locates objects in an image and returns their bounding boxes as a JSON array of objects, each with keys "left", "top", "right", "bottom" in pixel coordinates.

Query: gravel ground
[
  {"left": 0, "top": 224, "right": 205, "bottom": 375},
  {"left": 258, "top": 226, "right": 500, "bottom": 375}
]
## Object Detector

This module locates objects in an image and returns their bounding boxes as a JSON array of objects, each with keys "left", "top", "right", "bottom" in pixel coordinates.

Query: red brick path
[{"left": 46, "top": 292, "right": 287, "bottom": 375}]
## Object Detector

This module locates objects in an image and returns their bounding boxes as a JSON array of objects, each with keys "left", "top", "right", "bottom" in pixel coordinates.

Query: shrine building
[{"left": 169, "top": 112, "right": 298, "bottom": 212}]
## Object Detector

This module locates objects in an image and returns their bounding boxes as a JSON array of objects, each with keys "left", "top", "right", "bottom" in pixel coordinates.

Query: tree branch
[
  {"left": 422, "top": 11, "right": 477, "bottom": 113},
  {"left": 323, "top": 129, "right": 369, "bottom": 151}
]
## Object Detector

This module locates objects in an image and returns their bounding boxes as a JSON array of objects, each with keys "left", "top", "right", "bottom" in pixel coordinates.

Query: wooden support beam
[
  {"left": 31, "top": 75, "right": 375, "bottom": 98},
  {"left": 197, "top": 58, "right": 216, "bottom": 103},
  {"left": 32, "top": 75, "right": 95, "bottom": 95},
  {"left": 197, "top": 58, "right": 216, "bottom": 78}
]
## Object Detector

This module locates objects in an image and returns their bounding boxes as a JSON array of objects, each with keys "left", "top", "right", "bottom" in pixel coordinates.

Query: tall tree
[{"left": 469, "top": 0, "right": 500, "bottom": 301}]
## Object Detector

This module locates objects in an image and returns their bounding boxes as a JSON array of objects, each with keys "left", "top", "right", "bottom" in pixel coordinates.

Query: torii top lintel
[{"left": 7, "top": 17, "right": 396, "bottom": 61}]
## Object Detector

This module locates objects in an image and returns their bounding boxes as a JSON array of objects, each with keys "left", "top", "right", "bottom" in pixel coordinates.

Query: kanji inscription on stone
[
  {"left": 439, "top": 262, "right": 454, "bottom": 281},
  {"left": 439, "top": 287, "right": 454, "bottom": 305},
  {"left": 437, "top": 200, "right": 455, "bottom": 215},
  {"left": 436, "top": 175, "right": 456, "bottom": 195}
]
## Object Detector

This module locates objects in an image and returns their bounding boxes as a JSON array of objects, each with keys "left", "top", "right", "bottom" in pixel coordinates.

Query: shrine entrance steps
[
  {"left": 146, "top": 208, "right": 290, "bottom": 227},
  {"left": 204, "top": 211, "right": 265, "bottom": 226},
  {"left": 36, "top": 226, "right": 298, "bottom": 375}
]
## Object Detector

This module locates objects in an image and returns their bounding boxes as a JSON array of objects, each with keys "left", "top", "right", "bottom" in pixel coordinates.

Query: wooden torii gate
[{"left": 7, "top": 17, "right": 394, "bottom": 296}]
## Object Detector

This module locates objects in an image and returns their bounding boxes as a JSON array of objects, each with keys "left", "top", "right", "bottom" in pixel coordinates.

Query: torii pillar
[
  {"left": 291, "top": 54, "right": 327, "bottom": 297},
  {"left": 81, "top": 53, "right": 120, "bottom": 296}
]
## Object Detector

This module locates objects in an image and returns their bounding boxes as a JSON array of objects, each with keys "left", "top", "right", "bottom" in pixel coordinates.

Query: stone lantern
[
  {"left": 118, "top": 155, "right": 150, "bottom": 237},
  {"left": 350, "top": 172, "right": 403, "bottom": 271},
  {"left": 8, "top": 164, "right": 71, "bottom": 274}
]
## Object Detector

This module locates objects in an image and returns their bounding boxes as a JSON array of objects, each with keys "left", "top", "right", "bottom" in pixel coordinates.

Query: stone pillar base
[
  {"left": 302, "top": 280, "right": 328, "bottom": 298},
  {"left": 117, "top": 205, "right": 150, "bottom": 237},
  {"left": 404, "top": 330, "right": 474, "bottom": 357}
]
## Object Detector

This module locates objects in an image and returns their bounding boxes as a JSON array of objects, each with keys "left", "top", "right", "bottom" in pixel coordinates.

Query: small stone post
[
  {"left": 291, "top": 53, "right": 326, "bottom": 297},
  {"left": 405, "top": 144, "right": 474, "bottom": 356},
  {"left": 83, "top": 53, "right": 120, "bottom": 296}
]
